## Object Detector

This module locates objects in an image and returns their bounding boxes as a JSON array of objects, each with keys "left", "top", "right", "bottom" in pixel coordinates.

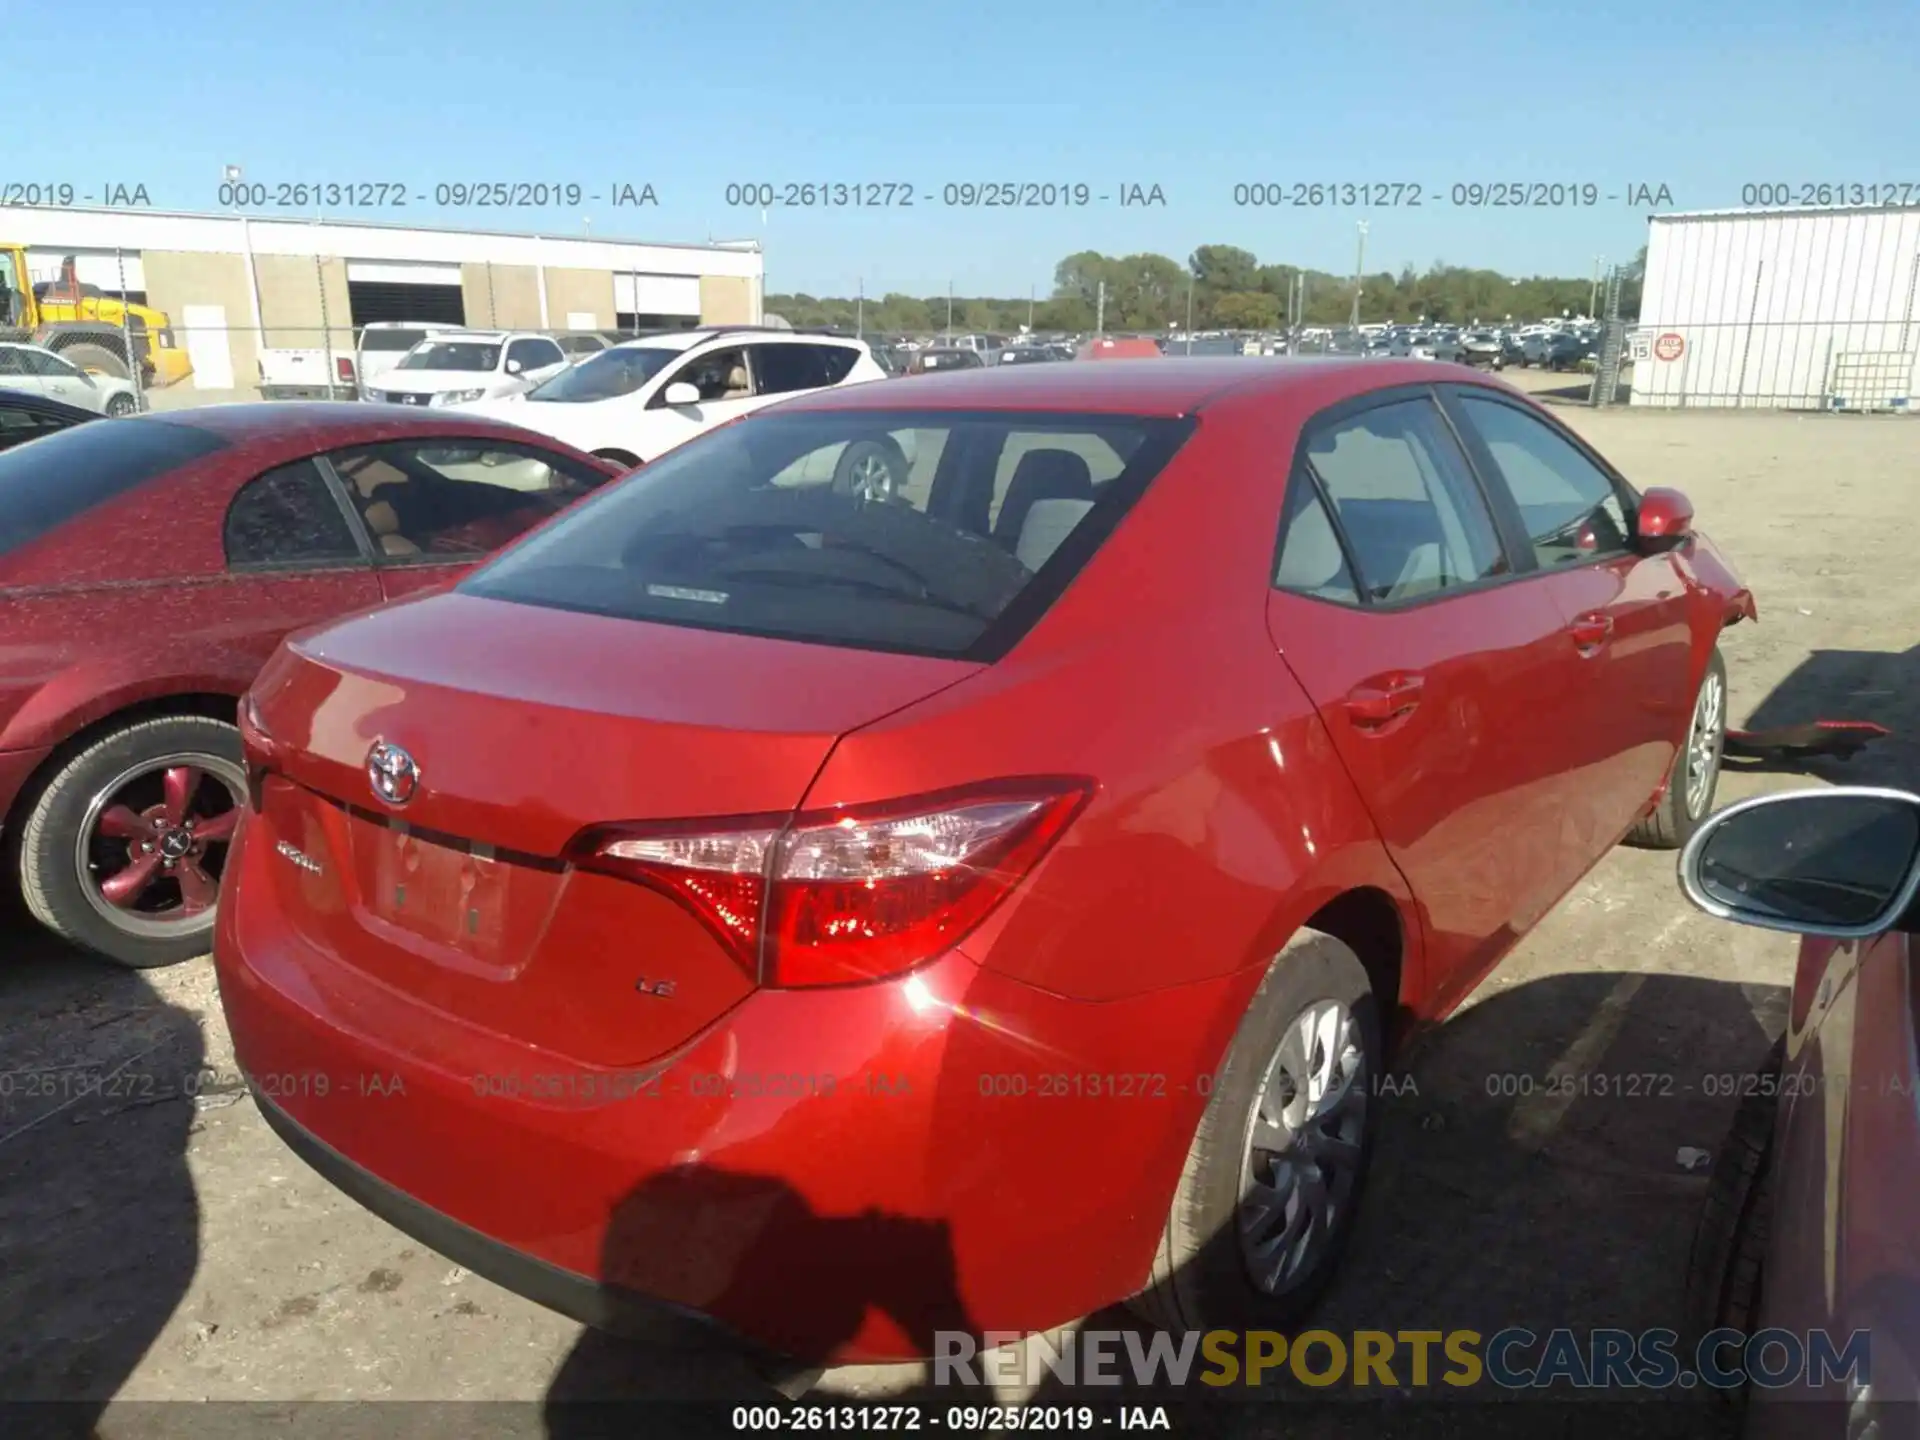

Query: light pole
[
  {"left": 1590, "top": 256, "right": 1602, "bottom": 318},
  {"left": 1184, "top": 275, "right": 1194, "bottom": 354},
  {"left": 1350, "top": 220, "right": 1368, "bottom": 328}
]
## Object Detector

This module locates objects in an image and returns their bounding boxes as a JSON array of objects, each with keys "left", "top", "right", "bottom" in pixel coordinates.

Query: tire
[
  {"left": 53, "top": 341, "right": 131, "bottom": 381},
  {"left": 1131, "top": 929, "right": 1382, "bottom": 1331},
  {"left": 16, "top": 715, "right": 245, "bottom": 969},
  {"left": 831, "top": 438, "right": 906, "bottom": 501},
  {"left": 1684, "top": 1037, "right": 1781, "bottom": 1404},
  {"left": 105, "top": 392, "right": 138, "bottom": 417},
  {"left": 1627, "top": 647, "right": 1728, "bottom": 849}
]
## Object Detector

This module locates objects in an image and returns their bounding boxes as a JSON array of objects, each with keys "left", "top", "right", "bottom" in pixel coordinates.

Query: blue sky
[{"left": 22, "top": 0, "right": 1916, "bottom": 295}]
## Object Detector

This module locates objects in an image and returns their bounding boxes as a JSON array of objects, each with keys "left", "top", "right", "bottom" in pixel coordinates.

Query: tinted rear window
[
  {"left": 460, "top": 410, "right": 1194, "bottom": 659},
  {"left": 360, "top": 329, "right": 431, "bottom": 351},
  {"left": 0, "top": 418, "right": 230, "bottom": 558}
]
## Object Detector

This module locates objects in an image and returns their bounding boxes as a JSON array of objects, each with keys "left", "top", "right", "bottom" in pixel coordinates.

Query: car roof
[
  {"left": 138, "top": 400, "right": 581, "bottom": 443},
  {"left": 775, "top": 356, "right": 1506, "bottom": 417},
  {"left": 610, "top": 327, "right": 867, "bottom": 355}
]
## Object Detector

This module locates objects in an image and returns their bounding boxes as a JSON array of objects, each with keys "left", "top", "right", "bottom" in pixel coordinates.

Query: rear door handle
[
  {"left": 1569, "top": 612, "right": 1614, "bottom": 655},
  {"left": 1344, "top": 673, "right": 1426, "bottom": 727}
]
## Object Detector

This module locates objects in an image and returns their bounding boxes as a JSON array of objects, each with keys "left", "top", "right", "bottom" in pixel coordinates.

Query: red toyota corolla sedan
[
  {"left": 217, "top": 359, "right": 1755, "bottom": 1361},
  {"left": 0, "top": 405, "right": 621, "bottom": 968}
]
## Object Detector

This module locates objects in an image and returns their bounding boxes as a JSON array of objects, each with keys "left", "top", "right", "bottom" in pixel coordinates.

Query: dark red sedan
[
  {"left": 218, "top": 359, "right": 1755, "bottom": 1360},
  {"left": 0, "top": 404, "right": 621, "bottom": 968}
]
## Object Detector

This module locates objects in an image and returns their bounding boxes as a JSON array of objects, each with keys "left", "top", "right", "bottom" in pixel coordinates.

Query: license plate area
[{"left": 345, "top": 815, "right": 560, "bottom": 974}]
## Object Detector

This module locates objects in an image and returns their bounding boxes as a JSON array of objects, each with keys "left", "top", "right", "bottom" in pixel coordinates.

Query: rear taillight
[
  {"left": 336, "top": 356, "right": 356, "bottom": 382},
  {"left": 237, "top": 693, "right": 275, "bottom": 810},
  {"left": 569, "top": 779, "right": 1091, "bottom": 988}
]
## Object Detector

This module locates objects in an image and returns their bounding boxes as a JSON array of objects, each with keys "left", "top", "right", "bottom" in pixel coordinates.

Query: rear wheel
[
  {"left": 105, "top": 392, "right": 138, "bottom": 417},
  {"left": 1132, "top": 929, "right": 1381, "bottom": 1331},
  {"left": 16, "top": 715, "right": 245, "bottom": 969},
  {"left": 53, "top": 341, "right": 131, "bottom": 381},
  {"left": 832, "top": 438, "right": 906, "bottom": 501},
  {"left": 1627, "top": 647, "right": 1727, "bottom": 849}
]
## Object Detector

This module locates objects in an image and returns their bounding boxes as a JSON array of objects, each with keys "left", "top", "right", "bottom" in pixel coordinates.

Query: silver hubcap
[
  {"left": 1683, "top": 671, "right": 1725, "bottom": 817},
  {"left": 1237, "top": 999, "right": 1368, "bottom": 1296},
  {"left": 846, "top": 449, "right": 896, "bottom": 500}
]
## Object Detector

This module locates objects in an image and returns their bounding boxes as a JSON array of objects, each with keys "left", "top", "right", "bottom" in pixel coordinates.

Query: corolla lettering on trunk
[{"left": 274, "top": 840, "right": 323, "bottom": 875}]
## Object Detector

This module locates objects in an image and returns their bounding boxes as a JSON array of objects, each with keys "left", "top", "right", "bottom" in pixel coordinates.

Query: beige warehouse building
[{"left": 1, "top": 204, "right": 765, "bottom": 402}]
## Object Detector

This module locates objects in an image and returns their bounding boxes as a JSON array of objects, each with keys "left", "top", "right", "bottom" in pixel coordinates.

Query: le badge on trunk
[{"left": 367, "top": 741, "right": 420, "bottom": 807}]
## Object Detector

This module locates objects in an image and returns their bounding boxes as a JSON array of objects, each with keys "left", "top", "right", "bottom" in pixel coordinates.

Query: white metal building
[
  {"left": 1630, "top": 205, "right": 1920, "bottom": 410},
  {"left": 0, "top": 205, "right": 765, "bottom": 399}
]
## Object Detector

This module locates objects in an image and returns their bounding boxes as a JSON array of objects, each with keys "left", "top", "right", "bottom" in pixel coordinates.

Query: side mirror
[
  {"left": 506, "top": 359, "right": 525, "bottom": 375},
  {"left": 1680, "top": 788, "right": 1920, "bottom": 937},
  {"left": 663, "top": 381, "right": 700, "bottom": 406},
  {"left": 1636, "top": 487, "right": 1693, "bottom": 552}
]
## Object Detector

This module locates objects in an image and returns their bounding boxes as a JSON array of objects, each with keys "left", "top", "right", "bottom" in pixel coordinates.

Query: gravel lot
[{"left": 3, "top": 386, "right": 1916, "bottom": 1438}]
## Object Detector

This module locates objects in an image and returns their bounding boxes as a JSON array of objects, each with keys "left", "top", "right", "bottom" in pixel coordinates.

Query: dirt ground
[{"left": 2, "top": 391, "right": 1916, "bottom": 1437}]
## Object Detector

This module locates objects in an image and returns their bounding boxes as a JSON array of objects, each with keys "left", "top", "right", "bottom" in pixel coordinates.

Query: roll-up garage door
[{"left": 346, "top": 261, "right": 466, "bottom": 325}]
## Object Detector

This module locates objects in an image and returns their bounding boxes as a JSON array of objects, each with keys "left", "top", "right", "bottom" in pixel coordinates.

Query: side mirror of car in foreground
[
  {"left": 1680, "top": 787, "right": 1920, "bottom": 937},
  {"left": 1636, "top": 487, "right": 1694, "bottom": 552}
]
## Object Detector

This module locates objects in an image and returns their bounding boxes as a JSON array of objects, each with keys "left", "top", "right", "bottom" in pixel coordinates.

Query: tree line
[{"left": 769, "top": 244, "right": 1647, "bottom": 334}]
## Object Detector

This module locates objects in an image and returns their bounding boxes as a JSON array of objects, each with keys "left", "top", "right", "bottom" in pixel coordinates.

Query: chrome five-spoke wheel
[
  {"left": 76, "top": 753, "right": 246, "bottom": 936},
  {"left": 17, "top": 714, "right": 247, "bottom": 968}
]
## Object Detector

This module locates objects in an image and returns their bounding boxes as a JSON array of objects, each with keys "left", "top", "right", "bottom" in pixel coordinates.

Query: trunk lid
[{"left": 248, "top": 590, "right": 981, "bottom": 1065}]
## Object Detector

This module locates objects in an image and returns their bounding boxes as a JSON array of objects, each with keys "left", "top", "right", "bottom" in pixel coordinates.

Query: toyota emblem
[{"left": 367, "top": 741, "right": 419, "bottom": 806}]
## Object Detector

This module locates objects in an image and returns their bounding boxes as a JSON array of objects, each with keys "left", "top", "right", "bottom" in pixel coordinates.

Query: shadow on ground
[
  {"left": 1732, "top": 641, "right": 1920, "bottom": 790},
  {"left": 0, "top": 909, "right": 204, "bottom": 1429},
  {"left": 542, "top": 969, "right": 1783, "bottom": 1439}
]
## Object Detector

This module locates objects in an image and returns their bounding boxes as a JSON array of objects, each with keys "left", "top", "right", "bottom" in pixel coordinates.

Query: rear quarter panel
[
  {"left": 0, "top": 574, "right": 390, "bottom": 753},
  {"left": 803, "top": 384, "right": 1424, "bottom": 1008}
]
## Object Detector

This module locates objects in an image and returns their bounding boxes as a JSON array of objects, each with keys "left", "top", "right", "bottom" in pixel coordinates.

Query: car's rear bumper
[
  {"left": 215, "top": 812, "right": 1243, "bottom": 1361},
  {"left": 0, "top": 746, "right": 51, "bottom": 840},
  {"left": 248, "top": 1081, "right": 746, "bottom": 1348}
]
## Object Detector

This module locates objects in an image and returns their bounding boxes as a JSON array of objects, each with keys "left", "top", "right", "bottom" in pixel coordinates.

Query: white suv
[
  {"left": 457, "top": 328, "right": 888, "bottom": 466},
  {"left": 362, "top": 331, "right": 571, "bottom": 407}
]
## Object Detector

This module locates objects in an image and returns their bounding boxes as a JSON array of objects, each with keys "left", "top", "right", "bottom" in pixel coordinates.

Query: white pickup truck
[
  {"left": 256, "top": 346, "right": 360, "bottom": 400},
  {"left": 256, "top": 322, "right": 464, "bottom": 400}
]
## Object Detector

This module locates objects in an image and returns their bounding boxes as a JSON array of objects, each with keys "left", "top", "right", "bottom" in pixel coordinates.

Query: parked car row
[{"left": 257, "top": 323, "right": 620, "bottom": 402}]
